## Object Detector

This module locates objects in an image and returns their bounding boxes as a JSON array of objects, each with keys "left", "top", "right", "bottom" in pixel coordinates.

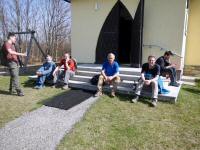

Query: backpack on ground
[
  {"left": 90, "top": 74, "right": 100, "bottom": 85},
  {"left": 71, "top": 58, "right": 77, "bottom": 70},
  {"left": 0, "top": 43, "right": 8, "bottom": 66}
]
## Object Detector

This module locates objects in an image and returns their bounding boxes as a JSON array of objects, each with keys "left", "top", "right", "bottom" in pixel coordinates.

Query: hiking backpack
[{"left": 0, "top": 43, "right": 8, "bottom": 66}]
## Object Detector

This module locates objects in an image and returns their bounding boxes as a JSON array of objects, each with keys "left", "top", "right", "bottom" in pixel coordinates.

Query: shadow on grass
[
  {"left": 116, "top": 93, "right": 153, "bottom": 107},
  {"left": 0, "top": 90, "right": 11, "bottom": 95},
  {"left": 22, "top": 79, "right": 35, "bottom": 88},
  {"left": 182, "top": 86, "right": 200, "bottom": 95},
  {"left": 38, "top": 89, "right": 95, "bottom": 110}
]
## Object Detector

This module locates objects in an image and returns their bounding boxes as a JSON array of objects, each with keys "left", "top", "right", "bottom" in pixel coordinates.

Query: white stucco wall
[
  {"left": 71, "top": 0, "right": 139, "bottom": 63},
  {"left": 143, "top": 0, "right": 187, "bottom": 69},
  {"left": 71, "top": 0, "right": 116, "bottom": 63},
  {"left": 71, "top": 0, "right": 187, "bottom": 69}
]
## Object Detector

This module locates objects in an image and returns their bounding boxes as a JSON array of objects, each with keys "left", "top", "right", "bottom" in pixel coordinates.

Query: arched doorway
[{"left": 95, "top": 0, "right": 144, "bottom": 67}]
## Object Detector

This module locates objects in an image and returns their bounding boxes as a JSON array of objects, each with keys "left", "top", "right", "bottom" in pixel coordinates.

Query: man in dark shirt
[
  {"left": 132, "top": 55, "right": 160, "bottom": 107},
  {"left": 156, "top": 51, "right": 179, "bottom": 87},
  {"left": 2, "top": 33, "right": 27, "bottom": 96}
]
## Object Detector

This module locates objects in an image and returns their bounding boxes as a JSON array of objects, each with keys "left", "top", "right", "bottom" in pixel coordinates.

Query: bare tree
[
  {"left": 41, "top": 0, "right": 71, "bottom": 61},
  {"left": 0, "top": 0, "right": 8, "bottom": 41},
  {"left": 0, "top": 0, "right": 71, "bottom": 63}
]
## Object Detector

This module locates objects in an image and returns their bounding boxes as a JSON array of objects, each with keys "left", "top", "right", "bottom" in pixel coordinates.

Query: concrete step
[
  {"left": 182, "top": 81, "right": 195, "bottom": 86},
  {"left": 68, "top": 80, "right": 181, "bottom": 103},
  {"left": 71, "top": 75, "right": 136, "bottom": 88},
  {"left": 181, "top": 76, "right": 196, "bottom": 82},
  {"left": 76, "top": 71, "right": 140, "bottom": 81},
  {"left": 77, "top": 64, "right": 141, "bottom": 76}
]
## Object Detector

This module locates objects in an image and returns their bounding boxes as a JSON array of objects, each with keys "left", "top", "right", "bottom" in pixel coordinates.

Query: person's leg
[
  {"left": 110, "top": 76, "right": 120, "bottom": 97},
  {"left": 8, "top": 62, "right": 23, "bottom": 96},
  {"left": 150, "top": 80, "right": 158, "bottom": 107},
  {"left": 163, "top": 68, "right": 176, "bottom": 83},
  {"left": 151, "top": 80, "right": 158, "bottom": 99},
  {"left": 53, "top": 70, "right": 64, "bottom": 86},
  {"left": 63, "top": 70, "right": 75, "bottom": 89},
  {"left": 164, "top": 68, "right": 179, "bottom": 86},
  {"left": 132, "top": 78, "right": 144, "bottom": 103},
  {"left": 95, "top": 75, "right": 104, "bottom": 96},
  {"left": 35, "top": 75, "right": 46, "bottom": 89},
  {"left": 8, "top": 70, "right": 15, "bottom": 93}
]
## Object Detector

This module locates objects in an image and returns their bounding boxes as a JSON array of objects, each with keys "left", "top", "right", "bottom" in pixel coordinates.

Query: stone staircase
[{"left": 68, "top": 64, "right": 182, "bottom": 103}]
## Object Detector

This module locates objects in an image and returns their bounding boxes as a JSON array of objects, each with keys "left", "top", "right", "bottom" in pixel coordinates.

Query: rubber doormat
[{"left": 44, "top": 89, "right": 95, "bottom": 110}]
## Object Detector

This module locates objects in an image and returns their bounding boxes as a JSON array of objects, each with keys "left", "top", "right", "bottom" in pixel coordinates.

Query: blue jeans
[
  {"left": 162, "top": 67, "right": 176, "bottom": 83},
  {"left": 36, "top": 73, "right": 53, "bottom": 86}
]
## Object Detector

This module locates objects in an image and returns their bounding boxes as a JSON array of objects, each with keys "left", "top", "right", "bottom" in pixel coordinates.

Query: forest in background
[{"left": 0, "top": 0, "right": 71, "bottom": 64}]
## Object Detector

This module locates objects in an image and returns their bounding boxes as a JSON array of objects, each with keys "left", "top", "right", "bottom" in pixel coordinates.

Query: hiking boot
[
  {"left": 169, "top": 82, "right": 180, "bottom": 87},
  {"left": 62, "top": 84, "right": 69, "bottom": 90},
  {"left": 151, "top": 98, "right": 157, "bottom": 107},
  {"left": 111, "top": 91, "right": 116, "bottom": 97},
  {"left": 131, "top": 95, "right": 139, "bottom": 103},
  {"left": 94, "top": 91, "right": 102, "bottom": 97}
]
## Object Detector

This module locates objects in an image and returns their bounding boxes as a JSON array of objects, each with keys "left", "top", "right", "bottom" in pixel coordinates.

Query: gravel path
[{"left": 0, "top": 96, "right": 99, "bottom": 150}]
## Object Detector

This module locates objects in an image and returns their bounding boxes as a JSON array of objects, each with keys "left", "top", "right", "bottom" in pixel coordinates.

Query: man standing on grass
[
  {"left": 95, "top": 53, "right": 120, "bottom": 97},
  {"left": 2, "top": 33, "right": 27, "bottom": 96},
  {"left": 132, "top": 55, "right": 160, "bottom": 107}
]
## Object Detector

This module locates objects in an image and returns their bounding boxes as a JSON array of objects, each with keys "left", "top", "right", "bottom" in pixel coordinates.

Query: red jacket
[{"left": 58, "top": 58, "right": 75, "bottom": 72}]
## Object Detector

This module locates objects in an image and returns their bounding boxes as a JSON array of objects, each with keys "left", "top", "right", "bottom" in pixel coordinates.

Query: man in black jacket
[
  {"left": 132, "top": 55, "right": 160, "bottom": 107},
  {"left": 156, "top": 51, "right": 179, "bottom": 87}
]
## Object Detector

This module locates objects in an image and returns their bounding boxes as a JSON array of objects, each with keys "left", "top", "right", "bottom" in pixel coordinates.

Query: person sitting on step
[
  {"left": 53, "top": 52, "right": 76, "bottom": 89},
  {"left": 156, "top": 51, "right": 179, "bottom": 87},
  {"left": 95, "top": 53, "right": 120, "bottom": 97},
  {"left": 34, "top": 55, "right": 56, "bottom": 89},
  {"left": 132, "top": 55, "right": 160, "bottom": 107}
]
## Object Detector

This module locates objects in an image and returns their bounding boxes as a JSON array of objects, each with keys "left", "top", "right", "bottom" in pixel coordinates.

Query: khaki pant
[
  {"left": 97, "top": 75, "right": 121, "bottom": 92},
  {"left": 135, "top": 78, "right": 158, "bottom": 99},
  {"left": 7, "top": 61, "right": 22, "bottom": 92}
]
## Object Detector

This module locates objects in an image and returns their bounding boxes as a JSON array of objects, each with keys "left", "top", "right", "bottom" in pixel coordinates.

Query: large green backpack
[{"left": 0, "top": 43, "right": 8, "bottom": 66}]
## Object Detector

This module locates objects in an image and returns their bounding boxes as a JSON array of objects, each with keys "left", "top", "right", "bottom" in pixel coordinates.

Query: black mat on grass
[{"left": 44, "top": 89, "right": 94, "bottom": 110}]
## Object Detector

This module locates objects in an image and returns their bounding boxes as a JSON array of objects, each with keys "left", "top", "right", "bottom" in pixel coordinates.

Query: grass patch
[
  {"left": 195, "top": 78, "right": 200, "bottom": 88},
  {"left": 0, "top": 76, "right": 65, "bottom": 128},
  {"left": 58, "top": 85, "right": 200, "bottom": 150}
]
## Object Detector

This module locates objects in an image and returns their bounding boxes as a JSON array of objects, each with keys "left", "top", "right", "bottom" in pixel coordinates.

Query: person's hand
[
  {"left": 144, "top": 80, "right": 151, "bottom": 85},
  {"left": 104, "top": 76, "right": 110, "bottom": 82},
  {"left": 36, "top": 72, "right": 42, "bottom": 76},
  {"left": 53, "top": 70, "right": 57, "bottom": 77},
  {"left": 22, "top": 52, "right": 27, "bottom": 57},
  {"left": 171, "top": 64, "right": 176, "bottom": 67},
  {"left": 108, "top": 76, "right": 113, "bottom": 81}
]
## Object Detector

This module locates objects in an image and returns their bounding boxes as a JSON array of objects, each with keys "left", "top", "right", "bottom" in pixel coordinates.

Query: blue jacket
[{"left": 37, "top": 61, "right": 56, "bottom": 76}]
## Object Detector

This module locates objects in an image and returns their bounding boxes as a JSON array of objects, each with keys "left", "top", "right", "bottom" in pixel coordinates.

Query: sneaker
[
  {"left": 94, "top": 91, "right": 102, "bottom": 97},
  {"left": 151, "top": 98, "right": 157, "bottom": 107},
  {"left": 169, "top": 82, "right": 180, "bottom": 87},
  {"left": 62, "top": 84, "right": 69, "bottom": 90},
  {"left": 17, "top": 91, "right": 24, "bottom": 96},
  {"left": 131, "top": 95, "right": 139, "bottom": 103},
  {"left": 34, "top": 85, "right": 44, "bottom": 89},
  {"left": 111, "top": 91, "right": 115, "bottom": 97}
]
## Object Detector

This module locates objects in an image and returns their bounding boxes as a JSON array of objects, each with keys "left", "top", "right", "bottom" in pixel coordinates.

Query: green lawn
[
  {"left": 0, "top": 76, "right": 200, "bottom": 150},
  {"left": 58, "top": 85, "right": 200, "bottom": 150},
  {"left": 0, "top": 76, "right": 65, "bottom": 128}
]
